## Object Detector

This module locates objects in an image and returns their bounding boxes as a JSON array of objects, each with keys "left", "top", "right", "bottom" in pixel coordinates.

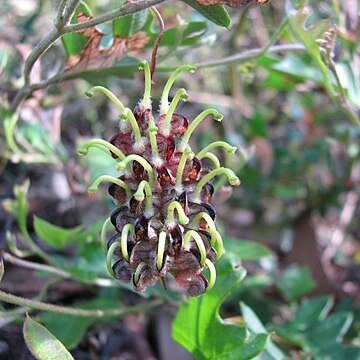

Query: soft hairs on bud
[{"left": 79, "top": 61, "right": 240, "bottom": 296}]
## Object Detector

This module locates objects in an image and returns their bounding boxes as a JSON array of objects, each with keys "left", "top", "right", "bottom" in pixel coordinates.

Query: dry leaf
[
  {"left": 65, "top": 13, "right": 150, "bottom": 73},
  {"left": 195, "top": 0, "right": 269, "bottom": 7}
]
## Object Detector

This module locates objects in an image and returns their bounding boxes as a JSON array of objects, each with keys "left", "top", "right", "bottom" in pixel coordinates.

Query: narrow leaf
[
  {"left": 23, "top": 315, "right": 74, "bottom": 360},
  {"left": 33, "top": 216, "right": 82, "bottom": 249}
]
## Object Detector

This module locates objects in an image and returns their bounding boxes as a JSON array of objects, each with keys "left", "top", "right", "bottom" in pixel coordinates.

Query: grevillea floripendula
[{"left": 78, "top": 61, "right": 240, "bottom": 296}]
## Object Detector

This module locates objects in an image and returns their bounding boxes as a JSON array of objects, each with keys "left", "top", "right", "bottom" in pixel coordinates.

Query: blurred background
[{"left": 0, "top": 0, "right": 359, "bottom": 358}]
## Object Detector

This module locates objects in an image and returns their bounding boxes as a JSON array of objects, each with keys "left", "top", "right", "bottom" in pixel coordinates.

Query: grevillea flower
[{"left": 78, "top": 61, "right": 240, "bottom": 296}]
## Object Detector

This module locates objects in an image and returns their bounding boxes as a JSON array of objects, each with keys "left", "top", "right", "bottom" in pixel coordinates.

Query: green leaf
[
  {"left": 61, "top": 1, "right": 92, "bottom": 57},
  {"left": 147, "top": 21, "right": 208, "bottom": 47},
  {"left": 276, "top": 265, "right": 315, "bottom": 302},
  {"left": 182, "top": 0, "right": 230, "bottom": 28},
  {"left": 240, "top": 303, "right": 285, "bottom": 360},
  {"left": 318, "top": 343, "right": 360, "bottom": 360},
  {"left": 173, "top": 255, "right": 269, "bottom": 359},
  {"left": 23, "top": 315, "right": 74, "bottom": 360},
  {"left": 33, "top": 216, "right": 82, "bottom": 249},
  {"left": 113, "top": 10, "right": 149, "bottom": 37},
  {"left": 40, "top": 298, "right": 119, "bottom": 349},
  {"left": 64, "top": 56, "right": 139, "bottom": 83},
  {"left": 224, "top": 237, "right": 274, "bottom": 260},
  {"left": 295, "top": 296, "right": 333, "bottom": 328},
  {"left": 288, "top": 6, "right": 330, "bottom": 64},
  {"left": 306, "top": 312, "right": 353, "bottom": 350}
]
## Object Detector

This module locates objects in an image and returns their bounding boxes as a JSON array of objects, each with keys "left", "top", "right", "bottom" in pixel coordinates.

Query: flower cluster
[{"left": 78, "top": 61, "right": 240, "bottom": 296}]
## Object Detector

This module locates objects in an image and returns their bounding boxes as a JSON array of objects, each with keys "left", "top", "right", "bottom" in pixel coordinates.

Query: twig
[
  {"left": 2, "top": 251, "right": 116, "bottom": 287},
  {"left": 193, "top": 43, "right": 306, "bottom": 69},
  {"left": 150, "top": 6, "right": 165, "bottom": 78},
  {"left": 2, "top": 252, "right": 70, "bottom": 278},
  {"left": 11, "top": 43, "right": 306, "bottom": 112},
  {"left": 11, "top": 0, "right": 167, "bottom": 111},
  {"left": 66, "top": 0, "right": 166, "bottom": 32},
  {"left": 0, "top": 290, "right": 163, "bottom": 317}
]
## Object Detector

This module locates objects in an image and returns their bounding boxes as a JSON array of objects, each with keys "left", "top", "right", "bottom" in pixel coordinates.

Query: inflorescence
[{"left": 78, "top": 61, "right": 240, "bottom": 296}]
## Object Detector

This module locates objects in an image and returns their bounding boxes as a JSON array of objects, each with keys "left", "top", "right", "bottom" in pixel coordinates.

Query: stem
[
  {"left": 138, "top": 60, "right": 152, "bottom": 110},
  {"left": 193, "top": 44, "right": 306, "bottom": 69},
  {"left": 166, "top": 201, "right": 189, "bottom": 227},
  {"left": 179, "top": 109, "right": 223, "bottom": 151},
  {"left": 161, "top": 88, "right": 188, "bottom": 136},
  {"left": 2, "top": 252, "right": 70, "bottom": 278},
  {"left": 200, "top": 152, "right": 220, "bottom": 169},
  {"left": 205, "top": 259, "right": 216, "bottom": 291},
  {"left": 150, "top": 6, "right": 165, "bottom": 78},
  {"left": 0, "top": 289, "right": 162, "bottom": 317},
  {"left": 85, "top": 86, "right": 125, "bottom": 113},
  {"left": 192, "top": 167, "right": 240, "bottom": 202},
  {"left": 175, "top": 146, "right": 194, "bottom": 193},
  {"left": 100, "top": 217, "right": 112, "bottom": 251},
  {"left": 88, "top": 175, "right": 132, "bottom": 199},
  {"left": 156, "top": 231, "right": 167, "bottom": 271},
  {"left": 160, "top": 65, "right": 196, "bottom": 115},
  {"left": 196, "top": 141, "right": 237, "bottom": 159},
  {"left": 183, "top": 230, "right": 207, "bottom": 266},
  {"left": 11, "top": 44, "right": 304, "bottom": 112},
  {"left": 106, "top": 241, "right": 121, "bottom": 276},
  {"left": 116, "top": 155, "right": 155, "bottom": 188},
  {"left": 77, "top": 139, "right": 126, "bottom": 160},
  {"left": 120, "top": 108, "right": 142, "bottom": 145},
  {"left": 133, "top": 261, "right": 146, "bottom": 285},
  {"left": 134, "top": 180, "right": 154, "bottom": 217}
]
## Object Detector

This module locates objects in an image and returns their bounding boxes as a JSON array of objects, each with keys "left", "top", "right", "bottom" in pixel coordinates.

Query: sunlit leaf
[
  {"left": 173, "top": 255, "right": 269, "bottom": 359},
  {"left": 23, "top": 315, "right": 74, "bottom": 360}
]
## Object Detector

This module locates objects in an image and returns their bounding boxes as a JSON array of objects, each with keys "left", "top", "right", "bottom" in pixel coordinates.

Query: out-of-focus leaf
[
  {"left": 240, "top": 302, "right": 286, "bottom": 360},
  {"left": 287, "top": 6, "right": 330, "bottom": 64},
  {"left": 23, "top": 315, "right": 74, "bottom": 360},
  {"left": 0, "top": 49, "right": 9, "bottom": 74},
  {"left": 40, "top": 298, "right": 119, "bottom": 350},
  {"left": 0, "top": 258, "right": 4, "bottom": 283},
  {"left": 64, "top": 57, "right": 140, "bottom": 83},
  {"left": 276, "top": 265, "right": 315, "bottom": 302},
  {"left": 225, "top": 237, "right": 274, "bottom": 260},
  {"left": 113, "top": 10, "right": 149, "bottom": 37},
  {"left": 306, "top": 312, "right": 353, "bottom": 350},
  {"left": 336, "top": 61, "right": 360, "bottom": 109},
  {"left": 317, "top": 343, "right": 360, "bottom": 360},
  {"left": 182, "top": 0, "right": 230, "bottom": 28},
  {"left": 17, "top": 123, "right": 56, "bottom": 156},
  {"left": 271, "top": 296, "right": 356, "bottom": 359},
  {"left": 56, "top": 242, "right": 107, "bottom": 282},
  {"left": 33, "top": 216, "right": 82, "bottom": 249},
  {"left": 295, "top": 296, "right": 333, "bottom": 327},
  {"left": 173, "top": 255, "right": 269, "bottom": 359},
  {"left": 61, "top": 1, "right": 92, "bottom": 57},
  {"left": 147, "top": 21, "right": 208, "bottom": 47}
]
